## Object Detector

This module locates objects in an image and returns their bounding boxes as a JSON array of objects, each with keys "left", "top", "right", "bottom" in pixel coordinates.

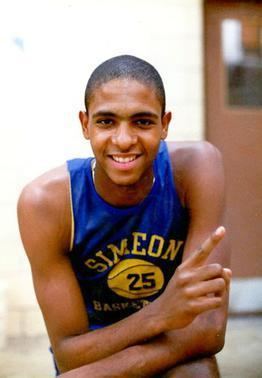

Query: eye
[
  {"left": 96, "top": 119, "right": 114, "bottom": 127},
  {"left": 134, "top": 119, "right": 154, "bottom": 127}
]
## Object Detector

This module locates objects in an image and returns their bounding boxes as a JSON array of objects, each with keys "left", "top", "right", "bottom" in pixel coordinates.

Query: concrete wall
[{"left": 0, "top": 0, "right": 204, "bottom": 341}]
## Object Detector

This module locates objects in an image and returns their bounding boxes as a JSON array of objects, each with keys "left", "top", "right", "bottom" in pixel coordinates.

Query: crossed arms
[
  {"left": 58, "top": 229, "right": 230, "bottom": 378},
  {"left": 17, "top": 142, "right": 231, "bottom": 377}
]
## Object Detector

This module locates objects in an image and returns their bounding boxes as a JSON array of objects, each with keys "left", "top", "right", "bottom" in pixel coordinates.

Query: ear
[
  {"left": 161, "top": 111, "right": 172, "bottom": 140},
  {"left": 79, "top": 110, "right": 90, "bottom": 140}
]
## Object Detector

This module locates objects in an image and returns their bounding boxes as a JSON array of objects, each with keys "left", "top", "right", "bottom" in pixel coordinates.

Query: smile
[{"left": 111, "top": 155, "right": 138, "bottom": 163}]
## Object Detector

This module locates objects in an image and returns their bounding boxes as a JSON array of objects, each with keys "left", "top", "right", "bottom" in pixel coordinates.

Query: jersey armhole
[
  {"left": 166, "top": 142, "right": 187, "bottom": 209},
  {"left": 67, "top": 170, "right": 75, "bottom": 252}
]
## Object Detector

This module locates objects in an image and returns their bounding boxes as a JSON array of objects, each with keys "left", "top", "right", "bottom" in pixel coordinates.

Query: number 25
[{"left": 127, "top": 272, "right": 156, "bottom": 291}]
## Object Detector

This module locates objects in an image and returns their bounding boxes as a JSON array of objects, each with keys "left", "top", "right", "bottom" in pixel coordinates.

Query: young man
[{"left": 18, "top": 55, "right": 231, "bottom": 377}]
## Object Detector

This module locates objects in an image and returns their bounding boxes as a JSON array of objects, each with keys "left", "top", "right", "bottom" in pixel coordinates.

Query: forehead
[{"left": 88, "top": 78, "right": 162, "bottom": 115}]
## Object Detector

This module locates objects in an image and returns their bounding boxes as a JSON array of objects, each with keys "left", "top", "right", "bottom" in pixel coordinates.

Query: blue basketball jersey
[{"left": 67, "top": 141, "right": 189, "bottom": 330}]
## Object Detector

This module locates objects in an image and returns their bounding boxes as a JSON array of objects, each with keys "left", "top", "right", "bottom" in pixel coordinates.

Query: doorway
[{"left": 204, "top": 1, "right": 262, "bottom": 277}]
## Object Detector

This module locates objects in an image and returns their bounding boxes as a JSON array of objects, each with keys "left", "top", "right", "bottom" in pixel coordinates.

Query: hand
[{"left": 154, "top": 226, "right": 231, "bottom": 331}]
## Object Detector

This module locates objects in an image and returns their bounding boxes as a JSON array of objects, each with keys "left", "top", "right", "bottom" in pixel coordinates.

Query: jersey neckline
[{"left": 87, "top": 157, "right": 160, "bottom": 216}]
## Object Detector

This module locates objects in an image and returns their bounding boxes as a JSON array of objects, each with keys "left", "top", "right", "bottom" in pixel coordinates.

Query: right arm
[
  {"left": 16, "top": 168, "right": 162, "bottom": 372},
  {"left": 17, "top": 167, "right": 229, "bottom": 374}
]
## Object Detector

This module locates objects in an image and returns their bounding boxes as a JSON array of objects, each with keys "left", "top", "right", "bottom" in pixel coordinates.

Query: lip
[{"left": 108, "top": 154, "right": 141, "bottom": 171}]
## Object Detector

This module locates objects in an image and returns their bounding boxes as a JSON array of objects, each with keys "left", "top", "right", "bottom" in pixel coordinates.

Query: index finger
[{"left": 183, "top": 226, "right": 226, "bottom": 268}]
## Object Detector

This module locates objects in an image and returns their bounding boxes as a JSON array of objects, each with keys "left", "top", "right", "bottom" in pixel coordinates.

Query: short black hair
[{"left": 84, "top": 55, "right": 166, "bottom": 115}]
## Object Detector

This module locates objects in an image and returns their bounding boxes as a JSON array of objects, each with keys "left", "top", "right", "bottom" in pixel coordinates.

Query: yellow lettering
[
  {"left": 132, "top": 232, "right": 147, "bottom": 255},
  {"left": 93, "top": 300, "right": 150, "bottom": 313},
  {"left": 111, "top": 303, "right": 121, "bottom": 311},
  {"left": 103, "top": 303, "right": 112, "bottom": 311},
  {"left": 93, "top": 301, "right": 102, "bottom": 311},
  {"left": 161, "top": 240, "right": 184, "bottom": 261},
  {"left": 107, "top": 239, "right": 130, "bottom": 263},
  {"left": 96, "top": 251, "right": 114, "bottom": 267},
  {"left": 85, "top": 259, "right": 107, "bottom": 272},
  {"left": 122, "top": 239, "right": 131, "bottom": 255},
  {"left": 148, "top": 235, "right": 164, "bottom": 257},
  {"left": 121, "top": 302, "right": 129, "bottom": 310},
  {"left": 131, "top": 301, "right": 141, "bottom": 310}
]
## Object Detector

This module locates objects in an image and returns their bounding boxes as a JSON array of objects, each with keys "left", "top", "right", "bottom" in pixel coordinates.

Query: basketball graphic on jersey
[{"left": 107, "top": 258, "right": 164, "bottom": 299}]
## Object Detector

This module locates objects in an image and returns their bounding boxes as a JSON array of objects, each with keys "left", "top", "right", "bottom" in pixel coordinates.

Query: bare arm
[
  {"left": 17, "top": 167, "right": 169, "bottom": 371},
  {"left": 59, "top": 228, "right": 230, "bottom": 378},
  {"left": 18, "top": 143, "right": 230, "bottom": 376},
  {"left": 59, "top": 141, "right": 231, "bottom": 377}
]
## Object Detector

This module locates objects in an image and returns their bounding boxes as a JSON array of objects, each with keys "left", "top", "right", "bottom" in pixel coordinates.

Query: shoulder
[
  {"left": 166, "top": 141, "right": 224, "bottom": 207},
  {"left": 18, "top": 164, "right": 69, "bottom": 214},
  {"left": 17, "top": 164, "right": 71, "bottom": 254},
  {"left": 167, "top": 140, "right": 222, "bottom": 168}
]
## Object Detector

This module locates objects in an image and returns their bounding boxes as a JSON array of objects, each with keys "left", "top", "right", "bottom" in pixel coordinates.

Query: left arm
[
  {"left": 170, "top": 140, "right": 231, "bottom": 350},
  {"left": 157, "top": 140, "right": 231, "bottom": 372},
  {"left": 139, "top": 141, "right": 232, "bottom": 372}
]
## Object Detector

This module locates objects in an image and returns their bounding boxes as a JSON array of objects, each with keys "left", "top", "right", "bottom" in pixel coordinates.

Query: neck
[{"left": 92, "top": 161, "right": 155, "bottom": 207}]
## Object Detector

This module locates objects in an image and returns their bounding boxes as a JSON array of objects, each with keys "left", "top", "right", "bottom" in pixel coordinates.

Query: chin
[
  {"left": 110, "top": 174, "right": 139, "bottom": 187},
  {"left": 113, "top": 179, "right": 137, "bottom": 187}
]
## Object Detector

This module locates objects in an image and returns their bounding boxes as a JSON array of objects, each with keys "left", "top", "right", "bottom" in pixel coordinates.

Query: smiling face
[{"left": 79, "top": 78, "right": 171, "bottom": 202}]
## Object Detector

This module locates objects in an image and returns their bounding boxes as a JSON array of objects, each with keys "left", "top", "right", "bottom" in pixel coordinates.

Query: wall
[{"left": 0, "top": 0, "right": 204, "bottom": 340}]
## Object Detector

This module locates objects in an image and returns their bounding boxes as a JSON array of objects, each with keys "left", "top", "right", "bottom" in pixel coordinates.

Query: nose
[{"left": 111, "top": 123, "right": 137, "bottom": 150}]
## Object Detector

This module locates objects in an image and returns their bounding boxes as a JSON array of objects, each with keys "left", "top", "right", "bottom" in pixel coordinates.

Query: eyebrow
[
  {"left": 92, "top": 111, "right": 159, "bottom": 119},
  {"left": 131, "top": 112, "right": 159, "bottom": 119},
  {"left": 92, "top": 111, "right": 116, "bottom": 119}
]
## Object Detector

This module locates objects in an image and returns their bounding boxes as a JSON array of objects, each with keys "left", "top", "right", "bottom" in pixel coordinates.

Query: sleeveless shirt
[{"left": 67, "top": 141, "right": 189, "bottom": 330}]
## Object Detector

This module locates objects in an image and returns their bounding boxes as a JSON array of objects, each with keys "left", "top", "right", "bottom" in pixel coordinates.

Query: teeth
[{"left": 112, "top": 155, "right": 137, "bottom": 163}]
